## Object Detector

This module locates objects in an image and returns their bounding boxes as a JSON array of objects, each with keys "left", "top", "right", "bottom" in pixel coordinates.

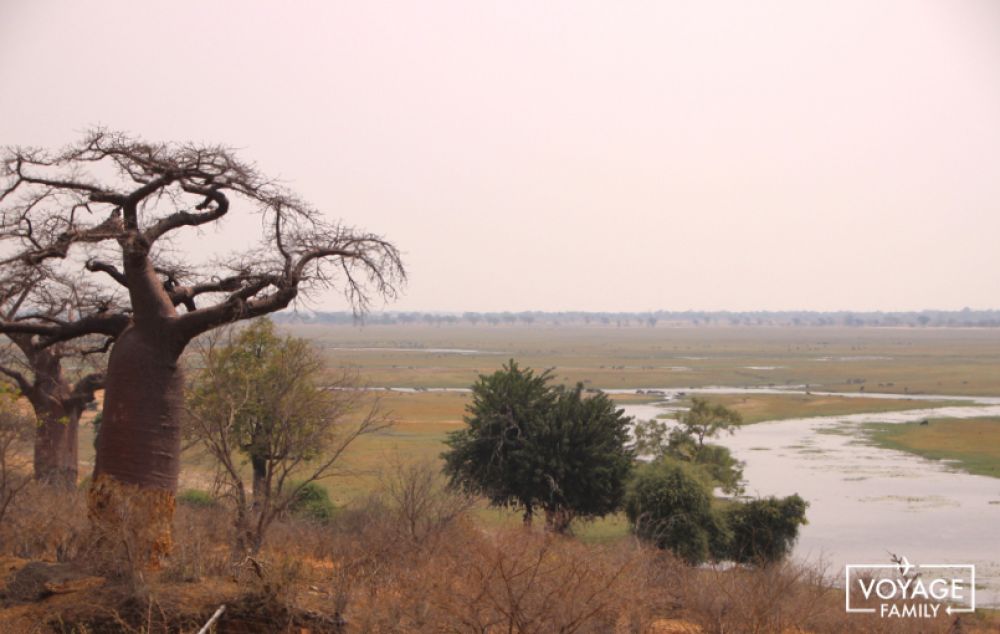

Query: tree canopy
[
  {"left": 675, "top": 397, "right": 743, "bottom": 448},
  {"left": 442, "top": 360, "right": 554, "bottom": 523},
  {"left": 0, "top": 129, "right": 405, "bottom": 345},
  {"left": 628, "top": 399, "right": 806, "bottom": 563},
  {"left": 633, "top": 398, "right": 746, "bottom": 495},
  {"left": 625, "top": 458, "right": 808, "bottom": 565}
]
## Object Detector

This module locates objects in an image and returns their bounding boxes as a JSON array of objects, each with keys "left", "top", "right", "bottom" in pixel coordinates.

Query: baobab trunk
[
  {"left": 32, "top": 399, "right": 80, "bottom": 488},
  {"left": 90, "top": 325, "right": 184, "bottom": 567},
  {"left": 25, "top": 352, "right": 81, "bottom": 488}
]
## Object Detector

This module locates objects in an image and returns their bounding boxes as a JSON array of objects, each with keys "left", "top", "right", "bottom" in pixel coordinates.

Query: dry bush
[
  {"left": 338, "top": 526, "right": 666, "bottom": 633},
  {"left": 159, "top": 502, "right": 232, "bottom": 583},
  {"left": 0, "top": 387, "right": 33, "bottom": 528},
  {"left": 246, "top": 459, "right": 669, "bottom": 633},
  {"left": 231, "top": 460, "right": 481, "bottom": 628},
  {"left": 0, "top": 481, "right": 88, "bottom": 561},
  {"left": 675, "top": 559, "right": 834, "bottom": 633},
  {"left": 674, "top": 559, "right": 972, "bottom": 634},
  {"left": 8, "top": 488, "right": 988, "bottom": 633},
  {"left": 376, "top": 457, "right": 477, "bottom": 548},
  {"left": 5, "top": 457, "right": 984, "bottom": 633},
  {"left": 300, "top": 459, "right": 478, "bottom": 574}
]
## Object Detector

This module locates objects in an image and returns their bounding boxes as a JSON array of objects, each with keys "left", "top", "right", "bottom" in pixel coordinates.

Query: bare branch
[
  {"left": 67, "top": 372, "right": 104, "bottom": 409},
  {"left": 2, "top": 127, "right": 404, "bottom": 356},
  {"left": 0, "top": 312, "right": 129, "bottom": 348},
  {"left": 143, "top": 184, "right": 229, "bottom": 243},
  {"left": 85, "top": 259, "right": 128, "bottom": 287},
  {"left": 0, "top": 363, "right": 32, "bottom": 395}
]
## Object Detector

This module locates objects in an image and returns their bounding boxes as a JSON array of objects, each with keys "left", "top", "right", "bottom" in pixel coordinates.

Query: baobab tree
[
  {"left": 0, "top": 129, "right": 405, "bottom": 563},
  {"left": 0, "top": 266, "right": 119, "bottom": 487}
]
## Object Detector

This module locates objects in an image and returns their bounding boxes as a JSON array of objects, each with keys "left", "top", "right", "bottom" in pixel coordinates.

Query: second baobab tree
[
  {"left": 0, "top": 267, "right": 120, "bottom": 487},
  {"left": 0, "top": 130, "right": 404, "bottom": 563}
]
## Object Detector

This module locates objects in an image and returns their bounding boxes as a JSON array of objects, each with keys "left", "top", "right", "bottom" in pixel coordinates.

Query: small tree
[
  {"left": 443, "top": 361, "right": 632, "bottom": 533},
  {"left": 676, "top": 397, "right": 743, "bottom": 448},
  {"left": 627, "top": 460, "right": 808, "bottom": 565},
  {"left": 185, "top": 318, "right": 388, "bottom": 554}
]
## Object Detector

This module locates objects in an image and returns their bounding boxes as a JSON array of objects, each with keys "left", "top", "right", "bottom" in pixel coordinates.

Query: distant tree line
[{"left": 276, "top": 308, "right": 1000, "bottom": 328}]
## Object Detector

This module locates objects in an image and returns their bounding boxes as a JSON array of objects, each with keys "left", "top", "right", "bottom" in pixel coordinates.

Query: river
[{"left": 617, "top": 389, "right": 1000, "bottom": 606}]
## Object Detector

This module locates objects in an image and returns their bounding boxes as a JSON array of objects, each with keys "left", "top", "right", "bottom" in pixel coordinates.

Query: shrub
[
  {"left": 720, "top": 494, "right": 808, "bottom": 564},
  {"left": 177, "top": 489, "right": 216, "bottom": 509},
  {"left": 378, "top": 458, "right": 475, "bottom": 546},
  {"left": 288, "top": 481, "right": 337, "bottom": 522},
  {"left": 625, "top": 458, "right": 725, "bottom": 563}
]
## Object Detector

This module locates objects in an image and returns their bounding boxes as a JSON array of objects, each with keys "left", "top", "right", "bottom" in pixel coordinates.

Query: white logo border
[{"left": 844, "top": 563, "right": 976, "bottom": 615}]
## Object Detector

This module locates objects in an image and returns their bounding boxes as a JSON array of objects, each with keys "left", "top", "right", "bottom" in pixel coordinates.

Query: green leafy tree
[
  {"left": 443, "top": 361, "right": 633, "bottom": 532},
  {"left": 626, "top": 459, "right": 808, "bottom": 564},
  {"left": 442, "top": 360, "right": 553, "bottom": 526},
  {"left": 527, "top": 385, "right": 633, "bottom": 532},
  {"left": 624, "top": 458, "right": 726, "bottom": 564}
]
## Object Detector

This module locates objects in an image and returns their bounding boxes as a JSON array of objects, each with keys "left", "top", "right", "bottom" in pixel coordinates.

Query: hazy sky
[{"left": 2, "top": 1, "right": 999, "bottom": 313}]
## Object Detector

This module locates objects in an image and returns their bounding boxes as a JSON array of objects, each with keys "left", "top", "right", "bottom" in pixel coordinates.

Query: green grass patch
[
  {"left": 699, "top": 393, "right": 961, "bottom": 425},
  {"left": 863, "top": 417, "right": 1000, "bottom": 479}
]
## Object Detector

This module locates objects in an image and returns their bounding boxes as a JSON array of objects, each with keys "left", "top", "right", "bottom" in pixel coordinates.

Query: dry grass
[{"left": 2, "top": 479, "right": 998, "bottom": 633}]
